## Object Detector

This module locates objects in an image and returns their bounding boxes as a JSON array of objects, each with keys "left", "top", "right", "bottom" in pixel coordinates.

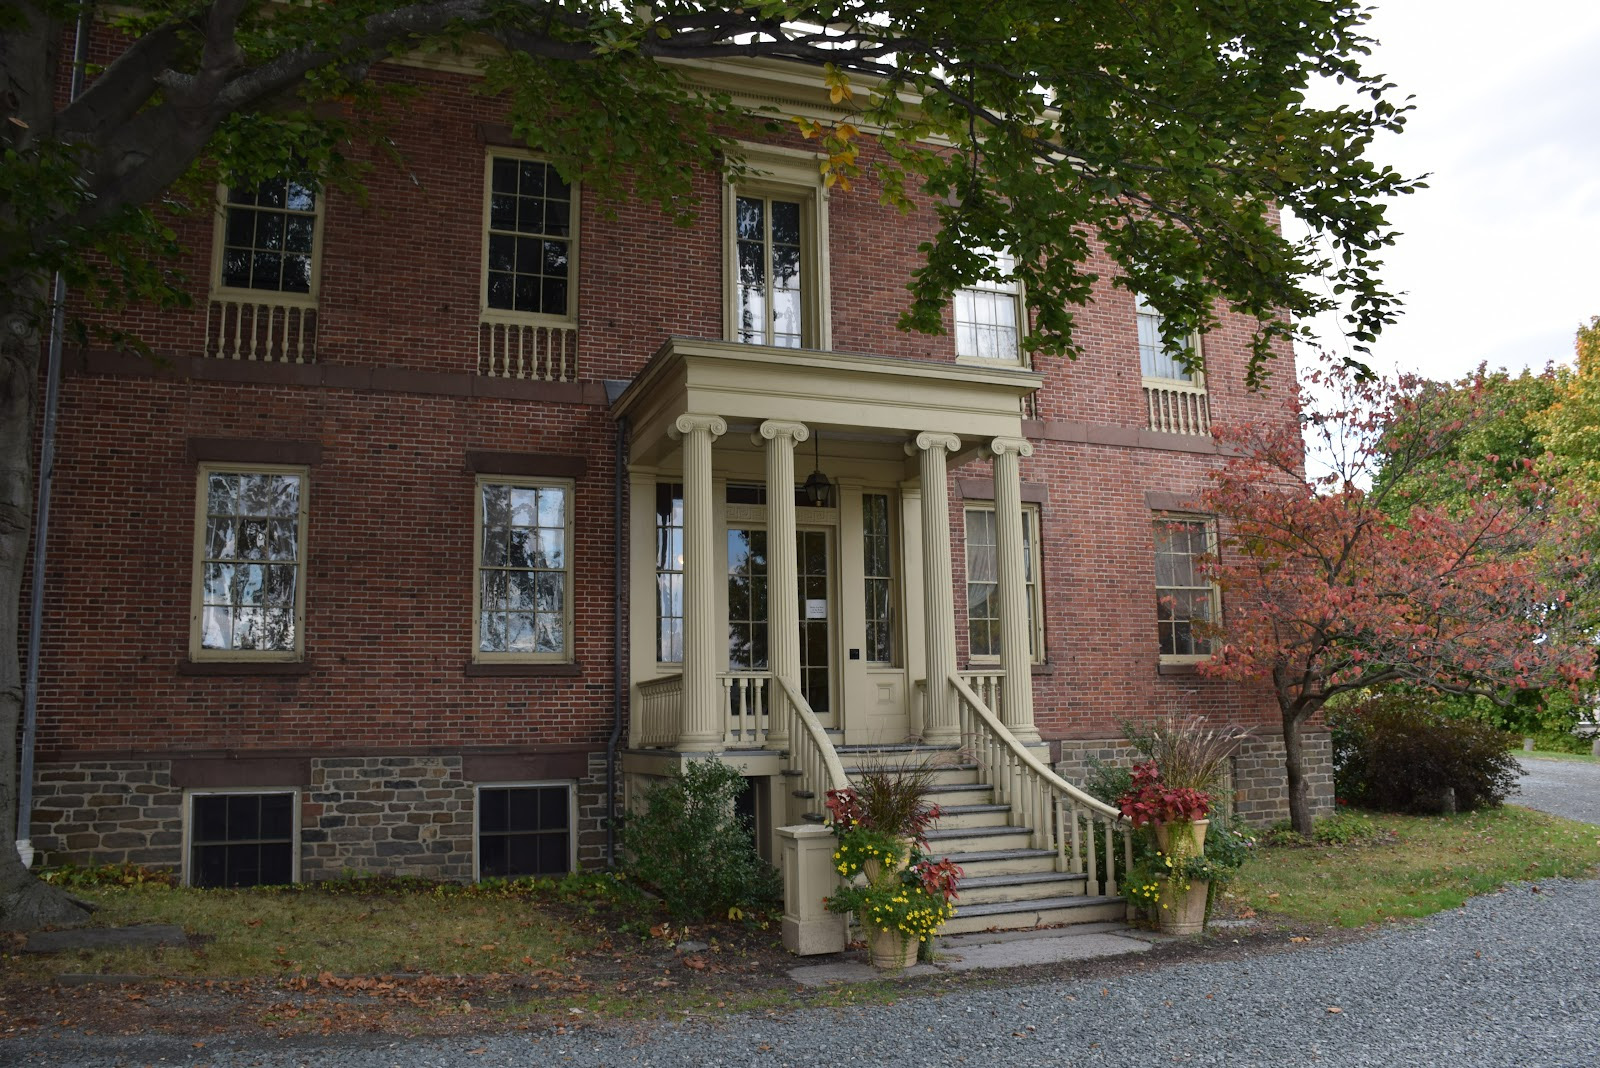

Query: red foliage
[
  {"left": 911, "top": 856, "right": 964, "bottom": 903},
  {"left": 1114, "top": 761, "right": 1211, "bottom": 827}
]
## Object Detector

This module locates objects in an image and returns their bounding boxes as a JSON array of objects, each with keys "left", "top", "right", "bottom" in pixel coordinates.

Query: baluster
[
  {"left": 1103, "top": 818, "right": 1118, "bottom": 896},
  {"left": 1086, "top": 817, "right": 1100, "bottom": 893},
  {"left": 1070, "top": 807, "right": 1083, "bottom": 874}
]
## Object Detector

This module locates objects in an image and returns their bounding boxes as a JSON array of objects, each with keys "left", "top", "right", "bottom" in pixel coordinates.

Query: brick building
[{"left": 21, "top": 51, "right": 1332, "bottom": 896}]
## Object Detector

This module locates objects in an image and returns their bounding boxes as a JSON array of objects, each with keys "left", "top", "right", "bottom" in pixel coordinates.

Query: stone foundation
[
  {"left": 28, "top": 750, "right": 614, "bottom": 882},
  {"left": 1052, "top": 729, "right": 1335, "bottom": 826}
]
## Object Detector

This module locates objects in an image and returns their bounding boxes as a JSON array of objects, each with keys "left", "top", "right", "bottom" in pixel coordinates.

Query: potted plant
[
  {"left": 1116, "top": 760, "right": 1212, "bottom": 933},
  {"left": 821, "top": 763, "right": 962, "bottom": 969}
]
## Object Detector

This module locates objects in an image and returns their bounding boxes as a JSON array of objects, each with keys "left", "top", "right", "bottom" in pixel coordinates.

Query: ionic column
[
  {"left": 756, "top": 419, "right": 809, "bottom": 748},
  {"left": 989, "top": 436, "right": 1039, "bottom": 742},
  {"left": 669, "top": 413, "right": 727, "bottom": 750},
  {"left": 907, "top": 431, "right": 962, "bottom": 744}
]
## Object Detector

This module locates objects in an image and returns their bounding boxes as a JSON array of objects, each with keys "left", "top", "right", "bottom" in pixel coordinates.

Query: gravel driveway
[
  {"left": 13, "top": 876, "right": 1600, "bottom": 1068},
  {"left": 1515, "top": 756, "right": 1600, "bottom": 825}
]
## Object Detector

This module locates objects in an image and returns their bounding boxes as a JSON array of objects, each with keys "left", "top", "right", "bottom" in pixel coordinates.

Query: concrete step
[
  {"left": 832, "top": 743, "right": 962, "bottom": 770},
  {"left": 925, "top": 846, "right": 1060, "bottom": 877},
  {"left": 923, "top": 782, "right": 995, "bottom": 807},
  {"left": 928, "top": 803, "right": 1014, "bottom": 830},
  {"left": 842, "top": 762, "right": 980, "bottom": 788},
  {"left": 942, "top": 895, "right": 1127, "bottom": 935},
  {"left": 955, "top": 869, "right": 1090, "bottom": 905}
]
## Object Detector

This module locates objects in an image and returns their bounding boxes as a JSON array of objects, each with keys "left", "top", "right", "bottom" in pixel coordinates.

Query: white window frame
[
  {"left": 723, "top": 144, "right": 831, "bottom": 350},
  {"left": 473, "top": 781, "right": 578, "bottom": 881},
  {"left": 209, "top": 179, "right": 325, "bottom": 306},
  {"left": 963, "top": 502, "right": 1045, "bottom": 665},
  {"left": 472, "top": 476, "right": 576, "bottom": 664},
  {"left": 1153, "top": 513, "right": 1221, "bottom": 664},
  {"left": 1135, "top": 292, "right": 1204, "bottom": 386},
  {"left": 190, "top": 463, "right": 309, "bottom": 662},
  {"left": 954, "top": 249, "right": 1026, "bottom": 366},
  {"left": 183, "top": 787, "right": 301, "bottom": 888},
  {"left": 480, "top": 149, "right": 580, "bottom": 327}
]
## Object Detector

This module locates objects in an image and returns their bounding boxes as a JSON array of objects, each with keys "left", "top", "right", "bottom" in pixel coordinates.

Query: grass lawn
[
  {"left": 1228, "top": 805, "right": 1600, "bottom": 928},
  {"left": 1518, "top": 748, "right": 1599, "bottom": 764}
]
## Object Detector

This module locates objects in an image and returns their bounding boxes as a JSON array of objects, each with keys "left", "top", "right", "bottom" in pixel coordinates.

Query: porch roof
[{"left": 611, "top": 337, "right": 1042, "bottom": 466}]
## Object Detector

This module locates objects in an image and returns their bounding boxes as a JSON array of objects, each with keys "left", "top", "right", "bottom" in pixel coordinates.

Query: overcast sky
[{"left": 1293, "top": 0, "right": 1600, "bottom": 382}]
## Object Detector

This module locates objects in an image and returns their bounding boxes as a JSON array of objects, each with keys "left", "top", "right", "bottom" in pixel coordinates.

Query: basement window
[
  {"left": 189, "top": 791, "right": 297, "bottom": 888},
  {"left": 477, "top": 784, "right": 575, "bottom": 879}
]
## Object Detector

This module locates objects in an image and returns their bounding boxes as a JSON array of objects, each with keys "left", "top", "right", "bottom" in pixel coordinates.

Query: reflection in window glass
[
  {"left": 727, "top": 528, "right": 770, "bottom": 671},
  {"left": 736, "top": 195, "right": 803, "bottom": 348},
  {"left": 221, "top": 179, "right": 318, "bottom": 294},
  {"left": 200, "top": 470, "right": 302, "bottom": 652},
  {"left": 486, "top": 157, "right": 573, "bottom": 317},
  {"left": 478, "top": 786, "right": 572, "bottom": 878},
  {"left": 479, "top": 481, "right": 569, "bottom": 656},
  {"left": 954, "top": 250, "right": 1021, "bottom": 362},
  {"left": 656, "top": 483, "right": 684, "bottom": 663},
  {"left": 964, "top": 506, "right": 1042, "bottom": 661}
]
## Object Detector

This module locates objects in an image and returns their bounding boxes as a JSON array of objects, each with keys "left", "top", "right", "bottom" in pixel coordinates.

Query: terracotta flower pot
[
  {"left": 1157, "top": 877, "right": 1210, "bottom": 935},
  {"left": 866, "top": 926, "right": 919, "bottom": 970},
  {"left": 1153, "top": 818, "right": 1209, "bottom": 857}
]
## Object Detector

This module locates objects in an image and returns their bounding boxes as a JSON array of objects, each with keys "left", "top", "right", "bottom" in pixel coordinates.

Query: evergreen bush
[{"left": 1331, "top": 695, "right": 1520, "bottom": 813}]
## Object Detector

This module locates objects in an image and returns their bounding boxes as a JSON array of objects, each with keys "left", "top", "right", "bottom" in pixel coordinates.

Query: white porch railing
[
  {"left": 721, "top": 670, "right": 772, "bottom": 746},
  {"left": 1143, "top": 381, "right": 1210, "bottom": 436},
  {"left": 773, "top": 675, "right": 849, "bottom": 820},
  {"left": 634, "top": 674, "right": 683, "bottom": 748},
  {"left": 478, "top": 319, "right": 577, "bottom": 381},
  {"left": 950, "top": 673, "right": 1131, "bottom": 896},
  {"left": 958, "top": 669, "right": 1004, "bottom": 719},
  {"left": 205, "top": 298, "right": 317, "bottom": 362}
]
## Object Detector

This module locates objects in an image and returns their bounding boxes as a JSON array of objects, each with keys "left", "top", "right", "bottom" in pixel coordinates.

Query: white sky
[{"left": 1293, "top": 0, "right": 1600, "bottom": 381}]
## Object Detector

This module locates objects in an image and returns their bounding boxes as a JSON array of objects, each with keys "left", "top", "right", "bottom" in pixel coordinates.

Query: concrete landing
[{"left": 788, "top": 921, "right": 1155, "bottom": 985}]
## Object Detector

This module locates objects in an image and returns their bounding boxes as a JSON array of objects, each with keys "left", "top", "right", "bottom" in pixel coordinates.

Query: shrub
[
  {"left": 1121, "top": 713, "right": 1250, "bottom": 793},
  {"left": 1330, "top": 695, "right": 1520, "bottom": 814},
  {"left": 620, "top": 759, "right": 781, "bottom": 921}
]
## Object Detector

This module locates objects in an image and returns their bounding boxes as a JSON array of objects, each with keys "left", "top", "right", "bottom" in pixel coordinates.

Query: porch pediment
[{"left": 611, "top": 338, "right": 1042, "bottom": 465}]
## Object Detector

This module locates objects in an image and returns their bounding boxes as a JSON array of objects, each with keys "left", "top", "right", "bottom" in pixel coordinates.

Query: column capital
[
  {"left": 905, "top": 431, "right": 961, "bottom": 457},
  {"left": 669, "top": 413, "right": 728, "bottom": 441},
  {"left": 987, "top": 436, "right": 1035, "bottom": 459},
  {"left": 753, "top": 419, "right": 810, "bottom": 447}
]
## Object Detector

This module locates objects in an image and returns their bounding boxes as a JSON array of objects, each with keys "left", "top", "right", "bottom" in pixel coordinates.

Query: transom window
[
  {"left": 477, "top": 785, "right": 574, "bottom": 879},
  {"left": 192, "top": 465, "right": 307, "bottom": 660},
  {"left": 475, "top": 479, "right": 573, "bottom": 661},
  {"left": 1154, "top": 516, "right": 1218, "bottom": 659},
  {"left": 189, "top": 791, "right": 296, "bottom": 888},
  {"left": 955, "top": 250, "right": 1022, "bottom": 364},
  {"left": 964, "top": 504, "right": 1044, "bottom": 663},
  {"left": 735, "top": 194, "right": 805, "bottom": 347},
  {"left": 216, "top": 179, "right": 320, "bottom": 297},
  {"left": 484, "top": 155, "right": 575, "bottom": 320},
  {"left": 1136, "top": 293, "right": 1200, "bottom": 383}
]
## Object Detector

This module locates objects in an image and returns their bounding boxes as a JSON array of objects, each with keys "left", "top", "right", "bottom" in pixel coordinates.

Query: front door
[{"left": 727, "top": 526, "right": 836, "bottom": 726}]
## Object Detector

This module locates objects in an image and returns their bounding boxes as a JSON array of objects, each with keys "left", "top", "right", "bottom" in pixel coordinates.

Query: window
[
  {"left": 1154, "top": 517, "right": 1219, "bottom": 660},
  {"left": 477, "top": 784, "right": 574, "bottom": 879},
  {"left": 189, "top": 791, "right": 297, "bottom": 888},
  {"left": 1136, "top": 292, "right": 1201, "bottom": 383},
  {"left": 725, "top": 148, "right": 829, "bottom": 349},
  {"left": 213, "top": 179, "right": 322, "bottom": 299},
  {"left": 474, "top": 479, "right": 573, "bottom": 661},
  {"left": 656, "top": 483, "right": 684, "bottom": 663},
  {"left": 964, "top": 504, "right": 1044, "bottom": 662},
  {"left": 954, "top": 250, "right": 1023, "bottom": 363},
  {"left": 862, "top": 493, "right": 895, "bottom": 664},
  {"left": 483, "top": 154, "right": 576, "bottom": 321},
  {"left": 192, "top": 466, "right": 308, "bottom": 660}
]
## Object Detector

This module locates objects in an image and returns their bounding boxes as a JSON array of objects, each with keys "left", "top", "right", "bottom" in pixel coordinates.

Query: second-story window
[
  {"left": 735, "top": 194, "right": 805, "bottom": 347},
  {"left": 216, "top": 179, "right": 321, "bottom": 299},
  {"left": 484, "top": 155, "right": 575, "bottom": 321},
  {"left": 1135, "top": 292, "right": 1200, "bottom": 383},
  {"left": 954, "top": 250, "right": 1023, "bottom": 364}
]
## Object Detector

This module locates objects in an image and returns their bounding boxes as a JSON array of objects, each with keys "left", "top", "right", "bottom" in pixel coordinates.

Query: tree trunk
[
  {"left": 0, "top": 280, "right": 94, "bottom": 930},
  {"left": 1280, "top": 704, "right": 1316, "bottom": 836}
]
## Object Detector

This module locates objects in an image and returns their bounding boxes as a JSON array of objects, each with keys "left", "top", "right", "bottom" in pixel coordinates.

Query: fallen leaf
[
  {"left": 683, "top": 956, "right": 708, "bottom": 971},
  {"left": 1327, "top": 1006, "right": 1343, "bottom": 1014}
]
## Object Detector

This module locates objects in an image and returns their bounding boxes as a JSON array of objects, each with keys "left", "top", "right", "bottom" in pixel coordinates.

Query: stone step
[
  {"left": 924, "top": 845, "right": 1059, "bottom": 877},
  {"left": 923, "top": 824, "right": 1035, "bottom": 852},
  {"left": 941, "top": 894, "right": 1127, "bottom": 936},
  {"left": 923, "top": 781, "right": 995, "bottom": 806},
  {"left": 955, "top": 869, "right": 1090, "bottom": 905},
  {"left": 927, "top": 803, "right": 1013, "bottom": 830},
  {"left": 842, "top": 762, "right": 980, "bottom": 788}
]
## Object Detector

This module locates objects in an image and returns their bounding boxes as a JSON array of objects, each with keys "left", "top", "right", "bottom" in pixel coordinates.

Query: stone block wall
[
  {"left": 29, "top": 748, "right": 615, "bottom": 882},
  {"left": 1053, "top": 730, "right": 1335, "bottom": 826}
]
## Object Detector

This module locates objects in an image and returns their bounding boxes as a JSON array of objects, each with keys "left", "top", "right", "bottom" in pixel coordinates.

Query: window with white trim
[
  {"left": 192, "top": 465, "right": 308, "bottom": 660},
  {"left": 189, "top": 790, "right": 298, "bottom": 888},
  {"left": 725, "top": 149, "right": 829, "bottom": 350},
  {"left": 1154, "top": 516, "right": 1219, "bottom": 660},
  {"left": 963, "top": 503, "right": 1044, "bottom": 663},
  {"left": 862, "top": 493, "right": 896, "bottom": 664},
  {"left": 475, "top": 478, "right": 574, "bottom": 661},
  {"left": 213, "top": 179, "right": 322, "bottom": 300},
  {"left": 656, "top": 482, "right": 685, "bottom": 663},
  {"left": 477, "top": 784, "right": 575, "bottom": 879},
  {"left": 1135, "top": 292, "right": 1201, "bottom": 383},
  {"left": 483, "top": 154, "right": 576, "bottom": 322},
  {"left": 954, "top": 250, "right": 1023, "bottom": 364}
]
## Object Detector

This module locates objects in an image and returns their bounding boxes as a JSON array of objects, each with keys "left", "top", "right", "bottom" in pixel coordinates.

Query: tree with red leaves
[{"left": 1198, "top": 357, "right": 1598, "bottom": 834}]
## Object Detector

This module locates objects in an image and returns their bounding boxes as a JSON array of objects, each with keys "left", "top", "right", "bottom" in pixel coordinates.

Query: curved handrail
[
  {"left": 950, "top": 674, "right": 1121, "bottom": 821},
  {"left": 774, "top": 675, "right": 850, "bottom": 794}
]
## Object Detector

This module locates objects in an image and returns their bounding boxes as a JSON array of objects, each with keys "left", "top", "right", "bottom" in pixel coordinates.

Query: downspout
[
  {"left": 18, "top": 6, "right": 93, "bottom": 867},
  {"left": 606, "top": 413, "right": 628, "bottom": 867}
]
